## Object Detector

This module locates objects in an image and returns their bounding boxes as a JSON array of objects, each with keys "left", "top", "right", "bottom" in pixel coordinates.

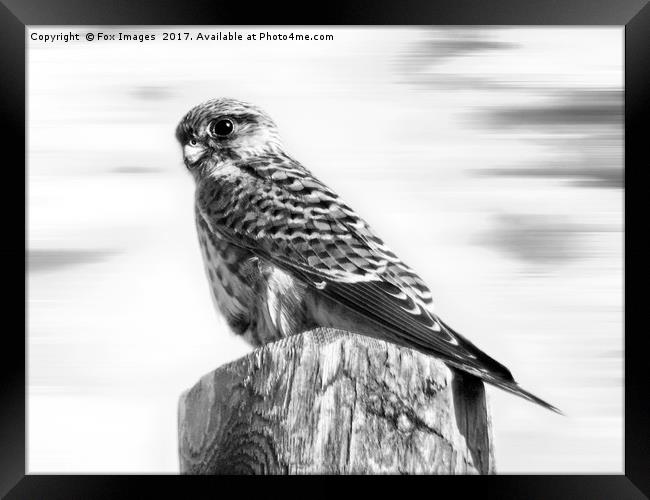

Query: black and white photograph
[
  {"left": 27, "top": 26, "right": 623, "bottom": 474},
  {"left": 1, "top": 0, "right": 647, "bottom": 495}
]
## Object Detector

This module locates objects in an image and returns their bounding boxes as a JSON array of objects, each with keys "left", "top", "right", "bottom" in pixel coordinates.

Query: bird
[{"left": 176, "top": 97, "right": 561, "bottom": 414}]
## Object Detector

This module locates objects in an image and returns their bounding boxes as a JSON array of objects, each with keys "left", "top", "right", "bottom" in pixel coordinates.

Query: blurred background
[{"left": 27, "top": 27, "right": 623, "bottom": 473}]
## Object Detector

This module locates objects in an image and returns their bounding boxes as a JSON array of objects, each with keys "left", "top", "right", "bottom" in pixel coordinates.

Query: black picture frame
[{"left": 3, "top": 0, "right": 647, "bottom": 497}]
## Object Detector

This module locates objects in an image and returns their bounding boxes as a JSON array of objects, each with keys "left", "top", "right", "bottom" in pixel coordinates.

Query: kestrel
[{"left": 176, "top": 98, "right": 560, "bottom": 413}]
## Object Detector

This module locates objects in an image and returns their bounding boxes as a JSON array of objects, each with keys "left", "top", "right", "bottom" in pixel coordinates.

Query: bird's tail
[
  {"left": 439, "top": 319, "right": 563, "bottom": 415},
  {"left": 483, "top": 376, "right": 563, "bottom": 415},
  {"left": 446, "top": 356, "right": 563, "bottom": 414}
]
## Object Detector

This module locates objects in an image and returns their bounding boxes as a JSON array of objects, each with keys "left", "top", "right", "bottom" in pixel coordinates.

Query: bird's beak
[{"left": 183, "top": 143, "right": 207, "bottom": 167}]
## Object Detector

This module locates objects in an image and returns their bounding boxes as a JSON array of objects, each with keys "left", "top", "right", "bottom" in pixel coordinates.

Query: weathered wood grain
[{"left": 178, "top": 328, "right": 495, "bottom": 474}]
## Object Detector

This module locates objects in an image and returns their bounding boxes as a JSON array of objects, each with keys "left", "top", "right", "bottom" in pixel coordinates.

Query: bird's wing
[{"left": 196, "top": 155, "right": 560, "bottom": 412}]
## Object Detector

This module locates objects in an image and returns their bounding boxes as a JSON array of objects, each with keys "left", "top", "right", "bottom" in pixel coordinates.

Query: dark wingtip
[
  {"left": 533, "top": 397, "right": 564, "bottom": 415},
  {"left": 439, "top": 318, "right": 516, "bottom": 382},
  {"left": 507, "top": 381, "right": 564, "bottom": 415},
  {"left": 436, "top": 319, "right": 561, "bottom": 414}
]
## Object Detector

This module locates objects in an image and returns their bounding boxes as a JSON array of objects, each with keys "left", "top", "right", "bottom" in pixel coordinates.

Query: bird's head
[{"left": 176, "top": 98, "right": 283, "bottom": 177}]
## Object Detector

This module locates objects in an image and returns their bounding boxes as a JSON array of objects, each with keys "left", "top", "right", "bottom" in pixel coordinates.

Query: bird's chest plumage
[
  {"left": 196, "top": 215, "right": 259, "bottom": 338},
  {"left": 195, "top": 209, "right": 312, "bottom": 347}
]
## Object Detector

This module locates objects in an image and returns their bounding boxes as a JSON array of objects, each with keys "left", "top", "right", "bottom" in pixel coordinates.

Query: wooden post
[{"left": 178, "top": 328, "right": 495, "bottom": 474}]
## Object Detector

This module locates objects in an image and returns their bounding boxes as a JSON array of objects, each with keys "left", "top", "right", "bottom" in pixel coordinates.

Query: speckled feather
[{"left": 178, "top": 98, "right": 561, "bottom": 413}]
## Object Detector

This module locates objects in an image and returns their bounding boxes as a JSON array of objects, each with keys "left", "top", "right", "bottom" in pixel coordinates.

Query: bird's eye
[
  {"left": 209, "top": 119, "right": 234, "bottom": 137},
  {"left": 189, "top": 138, "right": 198, "bottom": 146}
]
